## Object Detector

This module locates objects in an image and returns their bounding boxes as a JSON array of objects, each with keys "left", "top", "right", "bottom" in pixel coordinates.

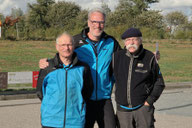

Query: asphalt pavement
[{"left": 0, "top": 82, "right": 192, "bottom": 128}]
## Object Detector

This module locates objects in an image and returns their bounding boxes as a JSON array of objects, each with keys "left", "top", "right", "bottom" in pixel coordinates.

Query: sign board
[
  {"left": 32, "top": 71, "right": 39, "bottom": 88},
  {"left": 0, "top": 72, "right": 8, "bottom": 89},
  {"left": 8, "top": 72, "right": 32, "bottom": 84}
]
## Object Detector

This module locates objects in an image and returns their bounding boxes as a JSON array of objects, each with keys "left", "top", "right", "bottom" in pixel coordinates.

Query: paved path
[{"left": 0, "top": 87, "right": 192, "bottom": 128}]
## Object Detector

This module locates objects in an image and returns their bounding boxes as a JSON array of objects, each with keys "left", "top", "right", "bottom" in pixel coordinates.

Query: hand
[
  {"left": 144, "top": 101, "right": 150, "bottom": 106},
  {"left": 153, "top": 51, "right": 160, "bottom": 61},
  {"left": 39, "top": 58, "right": 49, "bottom": 69}
]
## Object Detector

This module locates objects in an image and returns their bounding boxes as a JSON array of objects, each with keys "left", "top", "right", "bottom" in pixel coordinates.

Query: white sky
[{"left": 0, "top": 0, "right": 192, "bottom": 18}]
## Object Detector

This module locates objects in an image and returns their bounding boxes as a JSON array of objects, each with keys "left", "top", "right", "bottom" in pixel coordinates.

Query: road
[{"left": 0, "top": 87, "right": 192, "bottom": 128}]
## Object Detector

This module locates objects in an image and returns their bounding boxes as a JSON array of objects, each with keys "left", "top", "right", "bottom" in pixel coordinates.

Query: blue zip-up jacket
[
  {"left": 73, "top": 28, "right": 121, "bottom": 100},
  {"left": 37, "top": 53, "right": 93, "bottom": 128}
]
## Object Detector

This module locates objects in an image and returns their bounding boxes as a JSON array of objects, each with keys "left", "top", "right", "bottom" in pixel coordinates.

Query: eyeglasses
[
  {"left": 89, "top": 20, "right": 105, "bottom": 26},
  {"left": 125, "top": 38, "right": 140, "bottom": 42},
  {"left": 57, "top": 44, "right": 73, "bottom": 48}
]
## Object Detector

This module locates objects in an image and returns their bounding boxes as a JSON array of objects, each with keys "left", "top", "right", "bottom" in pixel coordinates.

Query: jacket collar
[{"left": 53, "top": 52, "right": 79, "bottom": 68}]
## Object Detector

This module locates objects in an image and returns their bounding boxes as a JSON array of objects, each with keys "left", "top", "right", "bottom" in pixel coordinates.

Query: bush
[
  {"left": 140, "top": 27, "right": 165, "bottom": 39},
  {"left": 174, "top": 30, "right": 192, "bottom": 40}
]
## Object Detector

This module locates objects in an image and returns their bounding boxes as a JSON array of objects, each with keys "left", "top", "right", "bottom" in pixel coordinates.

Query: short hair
[
  {"left": 88, "top": 8, "right": 106, "bottom": 20},
  {"left": 56, "top": 32, "right": 74, "bottom": 45}
]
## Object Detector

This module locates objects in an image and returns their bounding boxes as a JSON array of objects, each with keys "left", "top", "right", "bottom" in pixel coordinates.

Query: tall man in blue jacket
[
  {"left": 113, "top": 28, "right": 165, "bottom": 128},
  {"left": 37, "top": 32, "right": 93, "bottom": 128},
  {"left": 38, "top": 8, "right": 121, "bottom": 128}
]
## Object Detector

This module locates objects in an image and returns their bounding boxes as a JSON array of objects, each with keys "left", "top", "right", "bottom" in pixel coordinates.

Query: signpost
[
  {"left": 0, "top": 72, "right": 8, "bottom": 89},
  {"left": 32, "top": 71, "right": 39, "bottom": 88}
]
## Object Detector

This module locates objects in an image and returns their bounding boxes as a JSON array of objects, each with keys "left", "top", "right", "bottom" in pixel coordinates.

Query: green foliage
[
  {"left": 111, "top": 0, "right": 133, "bottom": 26},
  {"left": 11, "top": 8, "right": 23, "bottom": 18},
  {"left": 140, "top": 27, "right": 165, "bottom": 39},
  {"left": 109, "top": 0, "right": 159, "bottom": 27},
  {"left": 27, "top": 0, "right": 55, "bottom": 29},
  {"left": 0, "top": 13, "right": 5, "bottom": 21},
  {"left": 45, "top": 1, "right": 80, "bottom": 29},
  {"left": 165, "top": 11, "right": 188, "bottom": 27},
  {"left": 101, "top": 2, "right": 111, "bottom": 15},
  {"left": 74, "top": 10, "right": 88, "bottom": 29},
  {"left": 136, "top": 10, "right": 164, "bottom": 29},
  {"left": 105, "top": 24, "right": 130, "bottom": 41},
  {"left": 174, "top": 30, "right": 192, "bottom": 40},
  {"left": 2, "top": 0, "right": 192, "bottom": 40},
  {"left": 27, "top": 29, "right": 46, "bottom": 40}
]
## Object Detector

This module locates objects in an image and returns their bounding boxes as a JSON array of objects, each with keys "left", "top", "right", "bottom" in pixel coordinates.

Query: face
[
  {"left": 88, "top": 11, "right": 105, "bottom": 40},
  {"left": 124, "top": 37, "right": 142, "bottom": 53},
  {"left": 56, "top": 35, "right": 74, "bottom": 59}
]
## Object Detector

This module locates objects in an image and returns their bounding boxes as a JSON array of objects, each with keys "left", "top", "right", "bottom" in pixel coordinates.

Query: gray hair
[
  {"left": 88, "top": 8, "right": 106, "bottom": 20},
  {"left": 56, "top": 32, "right": 74, "bottom": 45}
]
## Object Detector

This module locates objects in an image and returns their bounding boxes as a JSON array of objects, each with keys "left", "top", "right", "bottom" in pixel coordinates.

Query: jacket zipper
[
  {"left": 91, "top": 44, "right": 98, "bottom": 101},
  {"left": 127, "top": 57, "right": 134, "bottom": 108},
  {"left": 63, "top": 70, "right": 68, "bottom": 127}
]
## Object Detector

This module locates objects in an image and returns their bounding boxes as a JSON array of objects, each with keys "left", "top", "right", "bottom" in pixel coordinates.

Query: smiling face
[
  {"left": 56, "top": 34, "right": 74, "bottom": 59},
  {"left": 124, "top": 37, "right": 142, "bottom": 53},
  {"left": 88, "top": 11, "right": 105, "bottom": 41}
]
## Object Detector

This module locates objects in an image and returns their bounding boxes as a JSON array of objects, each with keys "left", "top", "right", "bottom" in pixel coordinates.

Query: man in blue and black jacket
[
  {"left": 39, "top": 8, "right": 121, "bottom": 128},
  {"left": 37, "top": 32, "right": 93, "bottom": 128},
  {"left": 73, "top": 8, "right": 121, "bottom": 128}
]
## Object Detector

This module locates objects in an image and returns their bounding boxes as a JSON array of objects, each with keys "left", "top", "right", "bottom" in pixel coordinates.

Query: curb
[
  {"left": 0, "top": 93, "right": 37, "bottom": 100},
  {"left": 165, "top": 82, "right": 192, "bottom": 89},
  {"left": 0, "top": 90, "right": 37, "bottom": 100},
  {"left": 0, "top": 82, "right": 192, "bottom": 101}
]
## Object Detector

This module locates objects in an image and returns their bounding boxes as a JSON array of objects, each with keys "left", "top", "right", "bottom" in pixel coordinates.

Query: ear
[
  {"left": 88, "top": 20, "right": 91, "bottom": 27},
  {"left": 56, "top": 44, "right": 59, "bottom": 52}
]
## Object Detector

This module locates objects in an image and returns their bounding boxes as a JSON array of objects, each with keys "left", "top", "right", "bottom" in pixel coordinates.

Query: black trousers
[{"left": 85, "top": 99, "right": 116, "bottom": 128}]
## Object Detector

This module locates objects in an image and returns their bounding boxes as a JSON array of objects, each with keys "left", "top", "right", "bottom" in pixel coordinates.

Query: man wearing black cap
[{"left": 113, "top": 28, "right": 165, "bottom": 128}]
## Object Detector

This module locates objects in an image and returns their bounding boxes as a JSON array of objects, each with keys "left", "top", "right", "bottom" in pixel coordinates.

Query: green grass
[
  {"left": 0, "top": 39, "right": 192, "bottom": 82},
  {"left": 142, "top": 39, "right": 192, "bottom": 82},
  {"left": 0, "top": 40, "right": 56, "bottom": 72}
]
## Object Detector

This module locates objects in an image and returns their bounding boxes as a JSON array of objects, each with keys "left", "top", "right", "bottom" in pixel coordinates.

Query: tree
[
  {"left": 75, "top": 9, "right": 88, "bottom": 29},
  {"left": 115, "top": 0, "right": 159, "bottom": 15},
  {"left": 101, "top": 1, "right": 111, "bottom": 15},
  {"left": 0, "top": 13, "right": 5, "bottom": 23},
  {"left": 45, "top": 1, "right": 80, "bottom": 29},
  {"left": 108, "top": 0, "right": 133, "bottom": 26},
  {"left": 136, "top": 10, "right": 164, "bottom": 29},
  {"left": 165, "top": 11, "right": 188, "bottom": 31},
  {"left": 11, "top": 8, "right": 23, "bottom": 18},
  {"left": 27, "top": 0, "right": 55, "bottom": 29},
  {"left": 111, "top": 0, "right": 159, "bottom": 26}
]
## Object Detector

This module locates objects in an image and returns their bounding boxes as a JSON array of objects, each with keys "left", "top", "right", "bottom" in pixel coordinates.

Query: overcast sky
[{"left": 0, "top": 0, "right": 192, "bottom": 18}]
